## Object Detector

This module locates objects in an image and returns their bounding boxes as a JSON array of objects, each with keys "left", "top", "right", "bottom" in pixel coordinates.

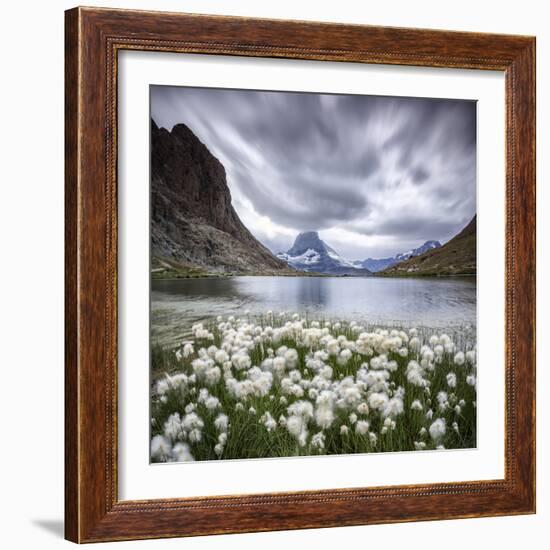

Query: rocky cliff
[{"left": 151, "top": 120, "right": 289, "bottom": 276}]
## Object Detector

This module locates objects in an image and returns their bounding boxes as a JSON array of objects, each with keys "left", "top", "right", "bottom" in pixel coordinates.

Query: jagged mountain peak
[
  {"left": 278, "top": 232, "right": 371, "bottom": 276},
  {"left": 287, "top": 231, "right": 326, "bottom": 256}
]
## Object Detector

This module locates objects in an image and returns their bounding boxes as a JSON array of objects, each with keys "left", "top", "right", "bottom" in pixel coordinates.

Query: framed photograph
[{"left": 65, "top": 7, "right": 536, "bottom": 543}]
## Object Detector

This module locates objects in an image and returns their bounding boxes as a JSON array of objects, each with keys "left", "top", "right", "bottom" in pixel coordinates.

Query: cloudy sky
[{"left": 151, "top": 85, "right": 476, "bottom": 260}]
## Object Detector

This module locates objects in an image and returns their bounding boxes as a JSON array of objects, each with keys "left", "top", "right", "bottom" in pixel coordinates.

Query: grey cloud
[
  {"left": 411, "top": 166, "right": 430, "bottom": 184},
  {"left": 151, "top": 85, "right": 476, "bottom": 258}
]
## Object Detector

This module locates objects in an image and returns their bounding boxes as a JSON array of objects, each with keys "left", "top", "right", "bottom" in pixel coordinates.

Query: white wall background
[{"left": 0, "top": 1, "right": 546, "bottom": 548}]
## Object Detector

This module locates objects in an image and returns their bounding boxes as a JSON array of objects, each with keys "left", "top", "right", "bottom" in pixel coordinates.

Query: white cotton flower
[
  {"left": 419, "top": 427, "right": 428, "bottom": 438},
  {"left": 214, "top": 349, "right": 229, "bottom": 364},
  {"left": 429, "top": 418, "right": 446, "bottom": 441},
  {"left": 409, "top": 337, "right": 421, "bottom": 352},
  {"left": 452, "top": 422, "right": 459, "bottom": 433},
  {"left": 349, "top": 413, "right": 358, "bottom": 425},
  {"left": 454, "top": 352, "right": 465, "bottom": 366},
  {"left": 387, "top": 360, "right": 398, "bottom": 372},
  {"left": 311, "top": 431, "right": 326, "bottom": 451},
  {"left": 214, "top": 414, "right": 229, "bottom": 432},
  {"left": 315, "top": 391, "right": 335, "bottom": 429},
  {"left": 436, "top": 445, "right": 446, "bottom": 450},
  {"left": 382, "top": 396, "right": 404, "bottom": 418},
  {"left": 466, "top": 374, "right": 476, "bottom": 387},
  {"left": 422, "top": 348, "right": 435, "bottom": 363},
  {"left": 340, "top": 425, "right": 349, "bottom": 436},
  {"left": 188, "top": 428, "right": 202, "bottom": 443},
  {"left": 414, "top": 441, "right": 427, "bottom": 450},
  {"left": 273, "top": 356, "right": 286, "bottom": 375},
  {"left": 357, "top": 402, "right": 369, "bottom": 415},
  {"left": 398, "top": 347, "right": 408, "bottom": 358},
  {"left": 426, "top": 409, "right": 434, "bottom": 420},
  {"left": 151, "top": 435, "right": 172, "bottom": 461},
  {"left": 260, "top": 412, "right": 277, "bottom": 432},
  {"left": 465, "top": 350, "right": 476, "bottom": 364},
  {"left": 205, "top": 366, "right": 222, "bottom": 386},
  {"left": 406, "top": 360, "right": 426, "bottom": 387},
  {"left": 232, "top": 353, "right": 252, "bottom": 371},
  {"left": 446, "top": 372, "right": 457, "bottom": 388},
  {"left": 381, "top": 426, "right": 388, "bottom": 435},
  {"left": 436, "top": 391, "right": 448, "bottom": 410},
  {"left": 214, "top": 443, "right": 224, "bottom": 456},
  {"left": 235, "top": 402, "right": 244, "bottom": 411},
  {"left": 172, "top": 442, "right": 194, "bottom": 462},
  {"left": 454, "top": 405, "right": 462, "bottom": 414},
  {"left": 284, "top": 348, "right": 299, "bottom": 368},
  {"left": 337, "top": 348, "right": 353, "bottom": 366},
  {"left": 308, "top": 388, "right": 319, "bottom": 400},
  {"left": 289, "top": 369, "right": 302, "bottom": 383},
  {"left": 411, "top": 399, "right": 423, "bottom": 411},
  {"left": 156, "top": 379, "right": 170, "bottom": 396},
  {"left": 218, "top": 432, "right": 228, "bottom": 445},
  {"left": 355, "top": 420, "right": 370, "bottom": 435},
  {"left": 369, "top": 432, "right": 378, "bottom": 445},
  {"left": 205, "top": 396, "right": 221, "bottom": 410},
  {"left": 320, "top": 365, "right": 333, "bottom": 379},
  {"left": 163, "top": 413, "right": 185, "bottom": 441},
  {"left": 249, "top": 406, "right": 256, "bottom": 415},
  {"left": 368, "top": 392, "right": 389, "bottom": 411},
  {"left": 429, "top": 335, "right": 439, "bottom": 347},
  {"left": 182, "top": 412, "right": 204, "bottom": 432},
  {"left": 286, "top": 415, "right": 308, "bottom": 447}
]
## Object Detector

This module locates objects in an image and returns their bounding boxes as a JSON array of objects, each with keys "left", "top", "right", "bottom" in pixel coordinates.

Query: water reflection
[{"left": 151, "top": 276, "right": 476, "bottom": 348}]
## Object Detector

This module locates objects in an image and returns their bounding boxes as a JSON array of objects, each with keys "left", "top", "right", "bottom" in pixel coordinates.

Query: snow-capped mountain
[
  {"left": 357, "top": 240, "right": 441, "bottom": 273},
  {"left": 277, "top": 232, "right": 372, "bottom": 276}
]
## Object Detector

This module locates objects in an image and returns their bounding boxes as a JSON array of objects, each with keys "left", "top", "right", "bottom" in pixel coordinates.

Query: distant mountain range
[
  {"left": 151, "top": 118, "right": 475, "bottom": 279},
  {"left": 382, "top": 217, "right": 476, "bottom": 276},
  {"left": 277, "top": 232, "right": 372, "bottom": 276},
  {"left": 354, "top": 240, "right": 441, "bottom": 272}
]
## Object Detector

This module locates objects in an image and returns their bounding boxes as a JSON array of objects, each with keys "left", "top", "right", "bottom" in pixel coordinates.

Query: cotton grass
[{"left": 151, "top": 313, "right": 477, "bottom": 462}]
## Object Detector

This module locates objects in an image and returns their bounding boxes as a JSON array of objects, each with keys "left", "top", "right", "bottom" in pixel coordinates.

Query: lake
[{"left": 151, "top": 276, "right": 476, "bottom": 348}]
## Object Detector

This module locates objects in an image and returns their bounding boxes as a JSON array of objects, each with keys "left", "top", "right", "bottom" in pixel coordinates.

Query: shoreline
[{"left": 151, "top": 272, "right": 477, "bottom": 282}]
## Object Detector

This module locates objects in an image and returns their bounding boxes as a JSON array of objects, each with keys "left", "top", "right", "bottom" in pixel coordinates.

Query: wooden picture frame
[{"left": 65, "top": 6, "right": 536, "bottom": 543}]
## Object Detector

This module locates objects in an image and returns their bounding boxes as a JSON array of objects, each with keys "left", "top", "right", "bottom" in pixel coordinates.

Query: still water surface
[{"left": 151, "top": 276, "right": 476, "bottom": 348}]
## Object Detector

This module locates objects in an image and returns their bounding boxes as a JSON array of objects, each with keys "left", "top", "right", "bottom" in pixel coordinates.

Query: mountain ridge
[
  {"left": 381, "top": 217, "right": 476, "bottom": 276},
  {"left": 358, "top": 240, "right": 442, "bottom": 273}
]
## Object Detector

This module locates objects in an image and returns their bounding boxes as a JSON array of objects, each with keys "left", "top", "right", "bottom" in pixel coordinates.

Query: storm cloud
[{"left": 151, "top": 85, "right": 476, "bottom": 259}]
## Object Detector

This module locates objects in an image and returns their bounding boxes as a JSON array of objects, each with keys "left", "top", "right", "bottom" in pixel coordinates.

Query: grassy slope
[{"left": 382, "top": 217, "right": 476, "bottom": 277}]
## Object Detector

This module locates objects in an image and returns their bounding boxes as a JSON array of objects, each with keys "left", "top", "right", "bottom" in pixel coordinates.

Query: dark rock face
[
  {"left": 151, "top": 120, "right": 288, "bottom": 274},
  {"left": 287, "top": 231, "right": 326, "bottom": 256},
  {"left": 278, "top": 231, "right": 372, "bottom": 276},
  {"left": 382, "top": 217, "right": 476, "bottom": 276},
  {"left": 361, "top": 240, "right": 442, "bottom": 272}
]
